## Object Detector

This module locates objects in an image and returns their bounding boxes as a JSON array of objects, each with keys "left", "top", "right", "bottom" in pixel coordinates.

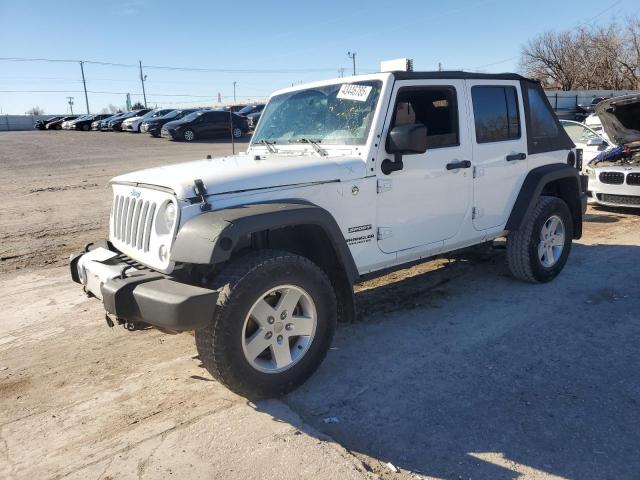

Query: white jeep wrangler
[{"left": 71, "top": 71, "right": 587, "bottom": 398}]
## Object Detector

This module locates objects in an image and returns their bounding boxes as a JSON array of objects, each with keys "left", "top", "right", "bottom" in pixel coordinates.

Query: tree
[
  {"left": 131, "top": 101, "right": 145, "bottom": 110},
  {"left": 520, "top": 17, "right": 640, "bottom": 90},
  {"left": 25, "top": 106, "right": 45, "bottom": 115}
]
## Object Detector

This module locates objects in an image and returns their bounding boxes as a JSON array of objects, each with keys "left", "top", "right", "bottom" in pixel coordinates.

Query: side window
[
  {"left": 527, "top": 87, "right": 558, "bottom": 139},
  {"left": 389, "top": 87, "right": 459, "bottom": 149},
  {"left": 471, "top": 86, "right": 521, "bottom": 143}
]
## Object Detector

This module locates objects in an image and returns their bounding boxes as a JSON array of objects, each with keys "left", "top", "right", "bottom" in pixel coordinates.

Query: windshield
[
  {"left": 237, "top": 104, "right": 262, "bottom": 115},
  {"left": 253, "top": 81, "right": 382, "bottom": 146}
]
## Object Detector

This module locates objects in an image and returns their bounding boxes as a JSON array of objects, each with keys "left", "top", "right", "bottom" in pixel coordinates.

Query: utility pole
[
  {"left": 233, "top": 81, "right": 237, "bottom": 103},
  {"left": 438, "top": 62, "right": 442, "bottom": 72},
  {"left": 139, "top": 60, "right": 148, "bottom": 108},
  {"left": 347, "top": 51, "right": 357, "bottom": 76},
  {"left": 66, "top": 96, "right": 74, "bottom": 114},
  {"left": 79, "top": 61, "right": 90, "bottom": 114},
  {"left": 338, "top": 68, "right": 345, "bottom": 78}
]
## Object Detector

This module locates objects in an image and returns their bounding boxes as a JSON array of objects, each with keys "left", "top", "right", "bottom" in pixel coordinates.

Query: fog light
[{"left": 159, "top": 244, "right": 168, "bottom": 262}]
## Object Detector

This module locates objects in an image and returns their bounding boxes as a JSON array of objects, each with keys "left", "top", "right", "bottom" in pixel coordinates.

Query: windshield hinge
[
  {"left": 377, "top": 227, "right": 393, "bottom": 240},
  {"left": 193, "top": 179, "right": 211, "bottom": 211},
  {"left": 377, "top": 179, "right": 392, "bottom": 194}
]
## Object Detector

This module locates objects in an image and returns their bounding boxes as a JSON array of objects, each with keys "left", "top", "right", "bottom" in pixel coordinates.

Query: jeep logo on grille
[{"left": 131, "top": 189, "right": 142, "bottom": 198}]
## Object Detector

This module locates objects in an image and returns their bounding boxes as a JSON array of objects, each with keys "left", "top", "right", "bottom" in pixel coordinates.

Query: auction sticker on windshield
[{"left": 337, "top": 84, "right": 372, "bottom": 102}]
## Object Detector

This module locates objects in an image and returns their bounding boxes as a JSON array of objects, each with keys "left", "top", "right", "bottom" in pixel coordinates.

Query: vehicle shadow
[{"left": 253, "top": 243, "right": 640, "bottom": 479}]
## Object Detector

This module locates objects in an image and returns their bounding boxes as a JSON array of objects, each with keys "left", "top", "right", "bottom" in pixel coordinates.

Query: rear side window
[
  {"left": 389, "top": 86, "right": 459, "bottom": 149},
  {"left": 471, "top": 86, "right": 521, "bottom": 143},
  {"left": 527, "top": 87, "right": 558, "bottom": 139}
]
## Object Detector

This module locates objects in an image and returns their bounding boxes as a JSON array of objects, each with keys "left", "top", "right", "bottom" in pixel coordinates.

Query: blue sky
[{"left": 0, "top": 0, "right": 637, "bottom": 114}]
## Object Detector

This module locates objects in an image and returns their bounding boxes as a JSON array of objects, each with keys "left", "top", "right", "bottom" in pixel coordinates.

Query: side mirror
[{"left": 388, "top": 123, "right": 428, "bottom": 154}]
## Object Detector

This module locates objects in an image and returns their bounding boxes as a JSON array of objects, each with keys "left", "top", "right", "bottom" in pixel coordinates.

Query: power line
[{"left": 0, "top": 56, "right": 339, "bottom": 74}]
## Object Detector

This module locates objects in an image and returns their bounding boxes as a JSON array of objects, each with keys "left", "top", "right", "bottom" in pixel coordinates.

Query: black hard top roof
[{"left": 392, "top": 70, "right": 535, "bottom": 82}]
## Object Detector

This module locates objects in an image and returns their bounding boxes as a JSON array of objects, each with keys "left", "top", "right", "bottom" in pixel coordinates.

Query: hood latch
[{"left": 193, "top": 179, "right": 211, "bottom": 211}]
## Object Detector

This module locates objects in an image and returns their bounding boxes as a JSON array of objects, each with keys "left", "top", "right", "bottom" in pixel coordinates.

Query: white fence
[{"left": 0, "top": 115, "right": 69, "bottom": 132}]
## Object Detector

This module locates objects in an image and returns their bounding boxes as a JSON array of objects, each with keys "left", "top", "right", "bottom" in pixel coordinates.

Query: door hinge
[
  {"left": 377, "top": 227, "right": 393, "bottom": 240},
  {"left": 473, "top": 166, "right": 485, "bottom": 178},
  {"left": 377, "top": 179, "right": 392, "bottom": 194},
  {"left": 472, "top": 207, "right": 484, "bottom": 220}
]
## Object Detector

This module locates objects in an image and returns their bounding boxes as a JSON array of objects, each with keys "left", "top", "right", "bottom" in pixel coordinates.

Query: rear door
[{"left": 467, "top": 81, "right": 528, "bottom": 231}]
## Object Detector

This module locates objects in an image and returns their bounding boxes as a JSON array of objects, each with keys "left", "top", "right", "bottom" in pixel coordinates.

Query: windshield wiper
[
  {"left": 258, "top": 139, "right": 277, "bottom": 153},
  {"left": 292, "top": 138, "right": 327, "bottom": 156}
]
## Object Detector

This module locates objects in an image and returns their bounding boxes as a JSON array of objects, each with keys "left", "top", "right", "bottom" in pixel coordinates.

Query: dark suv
[{"left": 161, "top": 110, "right": 248, "bottom": 142}]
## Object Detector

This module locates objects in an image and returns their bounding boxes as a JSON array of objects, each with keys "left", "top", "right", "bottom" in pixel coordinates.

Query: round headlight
[{"left": 164, "top": 202, "right": 177, "bottom": 231}]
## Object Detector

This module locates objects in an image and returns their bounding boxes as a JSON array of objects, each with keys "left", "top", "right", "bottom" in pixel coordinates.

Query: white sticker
[{"left": 337, "top": 84, "right": 372, "bottom": 102}]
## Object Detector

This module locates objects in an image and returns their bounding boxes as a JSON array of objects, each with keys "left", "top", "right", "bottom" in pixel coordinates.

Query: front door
[
  {"left": 466, "top": 81, "right": 528, "bottom": 231},
  {"left": 376, "top": 80, "right": 473, "bottom": 254}
]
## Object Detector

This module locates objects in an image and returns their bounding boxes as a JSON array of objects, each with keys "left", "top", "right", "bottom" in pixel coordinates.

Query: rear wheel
[
  {"left": 82, "top": 124, "right": 90, "bottom": 131},
  {"left": 183, "top": 129, "right": 195, "bottom": 142},
  {"left": 232, "top": 127, "right": 243, "bottom": 139},
  {"left": 507, "top": 196, "right": 573, "bottom": 283},
  {"left": 195, "top": 250, "right": 337, "bottom": 398}
]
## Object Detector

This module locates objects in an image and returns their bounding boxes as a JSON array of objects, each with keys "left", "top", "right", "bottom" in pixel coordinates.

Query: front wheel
[
  {"left": 182, "top": 128, "right": 195, "bottom": 142},
  {"left": 507, "top": 196, "right": 573, "bottom": 283},
  {"left": 195, "top": 250, "right": 337, "bottom": 398},
  {"left": 232, "top": 127, "right": 243, "bottom": 139},
  {"left": 82, "top": 124, "right": 90, "bottom": 131}
]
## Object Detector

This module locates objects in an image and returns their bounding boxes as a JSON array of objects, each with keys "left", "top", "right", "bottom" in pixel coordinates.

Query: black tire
[
  {"left": 195, "top": 249, "right": 337, "bottom": 398},
  {"left": 507, "top": 195, "right": 573, "bottom": 283},
  {"left": 182, "top": 128, "right": 195, "bottom": 142},
  {"left": 82, "top": 124, "right": 90, "bottom": 131}
]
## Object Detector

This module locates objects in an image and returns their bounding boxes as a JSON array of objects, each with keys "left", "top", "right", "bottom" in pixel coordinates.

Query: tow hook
[{"left": 124, "top": 320, "right": 149, "bottom": 331}]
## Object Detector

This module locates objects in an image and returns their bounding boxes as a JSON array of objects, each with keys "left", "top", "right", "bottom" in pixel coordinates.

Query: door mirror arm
[{"left": 381, "top": 154, "right": 404, "bottom": 175}]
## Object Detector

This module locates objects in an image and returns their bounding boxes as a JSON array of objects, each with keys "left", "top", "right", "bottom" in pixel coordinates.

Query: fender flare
[
  {"left": 506, "top": 163, "right": 585, "bottom": 239},
  {"left": 171, "top": 200, "right": 359, "bottom": 284}
]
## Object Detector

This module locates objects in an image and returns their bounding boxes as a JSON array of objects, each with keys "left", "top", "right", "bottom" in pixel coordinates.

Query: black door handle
[
  {"left": 506, "top": 152, "right": 527, "bottom": 161},
  {"left": 446, "top": 160, "right": 471, "bottom": 170}
]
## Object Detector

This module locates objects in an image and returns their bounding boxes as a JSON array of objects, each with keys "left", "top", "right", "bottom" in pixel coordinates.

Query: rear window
[
  {"left": 471, "top": 86, "right": 521, "bottom": 143},
  {"left": 527, "top": 87, "right": 558, "bottom": 139}
]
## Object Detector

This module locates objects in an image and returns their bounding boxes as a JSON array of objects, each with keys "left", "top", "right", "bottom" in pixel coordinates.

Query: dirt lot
[{"left": 1, "top": 131, "right": 640, "bottom": 479}]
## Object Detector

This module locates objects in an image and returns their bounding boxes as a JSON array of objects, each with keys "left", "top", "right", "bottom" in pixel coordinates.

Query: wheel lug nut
[
  {"left": 285, "top": 323, "right": 294, "bottom": 331},
  {"left": 280, "top": 310, "right": 287, "bottom": 320},
  {"left": 267, "top": 316, "right": 275, "bottom": 324},
  {"left": 265, "top": 331, "right": 273, "bottom": 340},
  {"left": 277, "top": 335, "right": 283, "bottom": 343}
]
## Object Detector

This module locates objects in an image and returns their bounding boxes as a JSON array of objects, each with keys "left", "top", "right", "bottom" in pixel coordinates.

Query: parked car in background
[
  {"left": 161, "top": 110, "right": 247, "bottom": 141},
  {"left": 62, "top": 115, "right": 90, "bottom": 130},
  {"left": 107, "top": 109, "right": 151, "bottom": 131},
  {"left": 96, "top": 112, "right": 124, "bottom": 131},
  {"left": 122, "top": 108, "right": 173, "bottom": 133},
  {"left": 246, "top": 111, "right": 262, "bottom": 130},
  {"left": 72, "top": 114, "right": 112, "bottom": 131},
  {"left": 560, "top": 119, "right": 613, "bottom": 167},
  {"left": 35, "top": 116, "right": 63, "bottom": 130},
  {"left": 141, "top": 108, "right": 200, "bottom": 137},
  {"left": 575, "top": 96, "right": 609, "bottom": 121},
  {"left": 46, "top": 115, "right": 78, "bottom": 130},
  {"left": 216, "top": 104, "right": 247, "bottom": 113},
  {"left": 235, "top": 104, "right": 265, "bottom": 117},
  {"left": 584, "top": 94, "right": 640, "bottom": 209}
]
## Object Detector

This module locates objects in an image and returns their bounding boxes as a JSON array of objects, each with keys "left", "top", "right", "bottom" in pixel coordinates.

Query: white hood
[{"left": 111, "top": 153, "right": 367, "bottom": 199}]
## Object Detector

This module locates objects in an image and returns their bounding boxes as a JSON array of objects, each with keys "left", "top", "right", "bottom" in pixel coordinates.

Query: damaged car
[{"left": 585, "top": 94, "right": 640, "bottom": 208}]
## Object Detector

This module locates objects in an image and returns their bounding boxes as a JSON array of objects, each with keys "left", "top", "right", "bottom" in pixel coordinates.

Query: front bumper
[
  {"left": 122, "top": 122, "right": 138, "bottom": 132},
  {"left": 70, "top": 243, "right": 218, "bottom": 331}
]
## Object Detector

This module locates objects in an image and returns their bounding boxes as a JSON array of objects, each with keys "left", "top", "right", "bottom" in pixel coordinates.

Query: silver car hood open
[{"left": 595, "top": 94, "right": 640, "bottom": 145}]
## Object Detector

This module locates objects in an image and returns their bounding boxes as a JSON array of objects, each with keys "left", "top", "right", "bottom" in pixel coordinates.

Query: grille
[
  {"left": 112, "top": 194, "right": 157, "bottom": 252},
  {"left": 627, "top": 173, "right": 640, "bottom": 186},
  {"left": 599, "top": 172, "right": 624, "bottom": 184},
  {"left": 598, "top": 194, "right": 640, "bottom": 206}
]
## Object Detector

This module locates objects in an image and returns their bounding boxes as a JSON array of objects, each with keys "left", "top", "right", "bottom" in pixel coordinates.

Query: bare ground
[{"left": 1, "top": 131, "right": 639, "bottom": 479}]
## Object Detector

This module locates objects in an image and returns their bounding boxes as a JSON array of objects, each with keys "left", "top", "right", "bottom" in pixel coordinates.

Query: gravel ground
[{"left": 1, "top": 131, "right": 639, "bottom": 479}]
